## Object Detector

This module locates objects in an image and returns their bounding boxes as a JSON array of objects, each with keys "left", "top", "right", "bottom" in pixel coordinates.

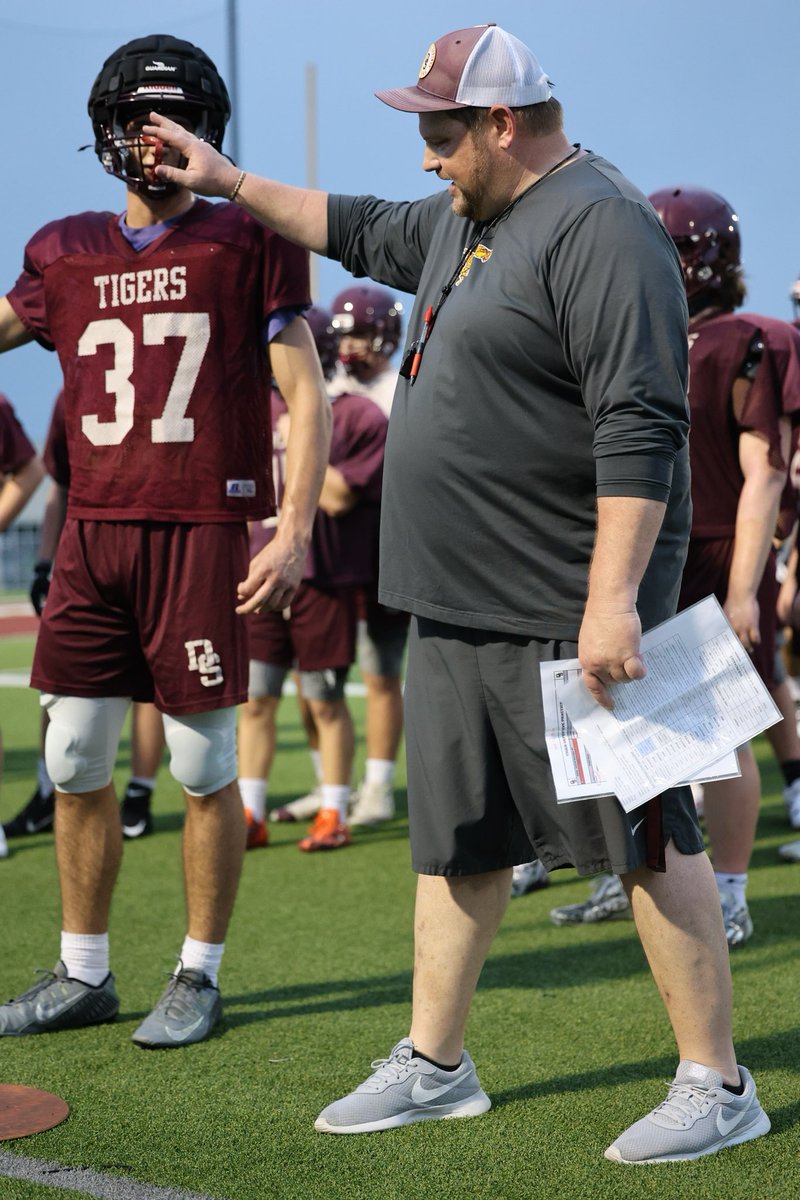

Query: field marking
[{"left": 0, "top": 1149, "right": 220, "bottom": 1199}]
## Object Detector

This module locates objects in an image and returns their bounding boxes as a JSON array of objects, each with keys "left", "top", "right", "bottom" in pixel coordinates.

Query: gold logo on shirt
[
  {"left": 419, "top": 44, "right": 436, "bottom": 78},
  {"left": 454, "top": 243, "right": 493, "bottom": 287}
]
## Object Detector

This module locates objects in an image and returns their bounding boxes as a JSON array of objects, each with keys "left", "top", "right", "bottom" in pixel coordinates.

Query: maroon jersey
[
  {"left": 7, "top": 201, "right": 310, "bottom": 522},
  {"left": 0, "top": 393, "right": 36, "bottom": 475},
  {"left": 687, "top": 311, "right": 800, "bottom": 537},
  {"left": 252, "top": 389, "right": 387, "bottom": 586},
  {"left": 43, "top": 390, "right": 69, "bottom": 487}
]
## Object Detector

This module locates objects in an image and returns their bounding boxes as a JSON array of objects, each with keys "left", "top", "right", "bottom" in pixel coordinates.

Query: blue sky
[{"left": 1, "top": 0, "right": 798, "bottom": 445}]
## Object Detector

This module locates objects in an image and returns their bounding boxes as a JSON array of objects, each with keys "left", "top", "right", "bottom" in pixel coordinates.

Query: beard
[{"left": 447, "top": 134, "right": 492, "bottom": 221}]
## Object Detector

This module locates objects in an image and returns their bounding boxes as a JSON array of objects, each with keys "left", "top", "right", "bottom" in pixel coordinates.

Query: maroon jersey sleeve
[
  {"left": 43, "top": 391, "right": 70, "bottom": 487},
  {"left": 0, "top": 394, "right": 37, "bottom": 475}
]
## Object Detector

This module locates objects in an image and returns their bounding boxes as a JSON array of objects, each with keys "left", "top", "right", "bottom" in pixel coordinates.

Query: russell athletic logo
[{"left": 185, "top": 639, "right": 224, "bottom": 687}]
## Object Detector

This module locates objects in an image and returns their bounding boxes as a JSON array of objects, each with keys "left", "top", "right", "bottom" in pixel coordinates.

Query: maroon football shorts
[
  {"left": 32, "top": 518, "right": 250, "bottom": 715},
  {"left": 678, "top": 536, "right": 778, "bottom": 688},
  {"left": 248, "top": 582, "right": 357, "bottom": 671}
]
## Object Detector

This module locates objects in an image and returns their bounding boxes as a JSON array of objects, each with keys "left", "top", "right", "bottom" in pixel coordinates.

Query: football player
[
  {"left": 0, "top": 34, "right": 330, "bottom": 1047},
  {"left": 239, "top": 307, "right": 388, "bottom": 850},
  {"left": 330, "top": 286, "right": 409, "bottom": 826},
  {"left": 650, "top": 184, "right": 800, "bottom": 945},
  {"left": 0, "top": 393, "right": 45, "bottom": 860}
]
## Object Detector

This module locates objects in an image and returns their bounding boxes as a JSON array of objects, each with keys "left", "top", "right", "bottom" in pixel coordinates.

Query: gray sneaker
[
  {"left": 315, "top": 1037, "right": 491, "bottom": 1134},
  {"left": 132, "top": 967, "right": 221, "bottom": 1049},
  {"left": 718, "top": 888, "right": 753, "bottom": 949},
  {"left": 0, "top": 962, "right": 119, "bottom": 1036},
  {"left": 778, "top": 838, "right": 800, "bottom": 862},
  {"left": 605, "top": 1061, "right": 770, "bottom": 1163},
  {"left": 549, "top": 873, "right": 631, "bottom": 925},
  {"left": 510, "top": 859, "right": 550, "bottom": 897}
]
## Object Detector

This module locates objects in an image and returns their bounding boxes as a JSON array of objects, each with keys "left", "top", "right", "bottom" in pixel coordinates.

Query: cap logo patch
[
  {"left": 145, "top": 61, "right": 178, "bottom": 72},
  {"left": 418, "top": 44, "right": 436, "bottom": 79}
]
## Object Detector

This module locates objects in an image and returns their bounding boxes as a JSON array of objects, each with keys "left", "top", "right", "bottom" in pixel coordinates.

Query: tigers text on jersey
[{"left": 7, "top": 200, "right": 310, "bottom": 522}]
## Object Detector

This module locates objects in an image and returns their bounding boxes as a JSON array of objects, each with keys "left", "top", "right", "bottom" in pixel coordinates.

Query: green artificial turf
[{"left": 0, "top": 632, "right": 798, "bottom": 1199}]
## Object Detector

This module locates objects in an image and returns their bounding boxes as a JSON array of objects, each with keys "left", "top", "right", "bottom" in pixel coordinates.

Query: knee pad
[
  {"left": 41, "top": 694, "right": 130, "bottom": 794},
  {"left": 163, "top": 707, "right": 237, "bottom": 796},
  {"left": 248, "top": 659, "right": 288, "bottom": 699}
]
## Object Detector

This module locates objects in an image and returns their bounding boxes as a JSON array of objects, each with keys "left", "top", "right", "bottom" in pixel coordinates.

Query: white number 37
[{"left": 78, "top": 312, "right": 210, "bottom": 446}]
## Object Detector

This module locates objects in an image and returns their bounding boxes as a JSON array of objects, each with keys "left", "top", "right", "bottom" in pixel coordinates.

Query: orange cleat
[
  {"left": 298, "top": 807, "right": 351, "bottom": 853},
  {"left": 244, "top": 808, "right": 269, "bottom": 850}
]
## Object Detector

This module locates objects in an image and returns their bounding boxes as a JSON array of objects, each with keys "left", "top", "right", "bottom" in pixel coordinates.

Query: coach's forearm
[{"left": 233, "top": 177, "right": 329, "bottom": 255}]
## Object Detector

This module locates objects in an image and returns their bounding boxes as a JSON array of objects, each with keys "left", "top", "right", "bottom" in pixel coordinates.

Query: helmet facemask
[{"left": 99, "top": 101, "right": 208, "bottom": 198}]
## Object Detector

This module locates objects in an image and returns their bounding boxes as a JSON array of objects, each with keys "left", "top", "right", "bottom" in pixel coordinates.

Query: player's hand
[
  {"left": 236, "top": 535, "right": 306, "bottom": 615},
  {"left": 723, "top": 593, "right": 760, "bottom": 654},
  {"left": 578, "top": 603, "right": 645, "bottom": 710},
  {"left": 142, "top": 113, "right": 240, "bottom": 198},
  {"left": 29, "top": 559, "right": 51, "bottom": 616}
]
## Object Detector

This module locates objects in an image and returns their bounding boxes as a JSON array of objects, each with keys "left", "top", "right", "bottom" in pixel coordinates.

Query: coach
[{"left": 148, "top": 22, "right": 769, "bottom": 1163}]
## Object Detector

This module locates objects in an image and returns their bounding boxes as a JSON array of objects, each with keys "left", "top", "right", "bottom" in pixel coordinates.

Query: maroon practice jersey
[
  {"left": 250, "top": 388, "right": 387, "bottom": 586},
  {"left": 687, "top": 311, "right": 800, "bottom": 537},
  {"left": 7, "top": 201, "right": 310, "bottom": 522},
  {"left": 0, "top": 393, "right": 36, "bottom": 476}
]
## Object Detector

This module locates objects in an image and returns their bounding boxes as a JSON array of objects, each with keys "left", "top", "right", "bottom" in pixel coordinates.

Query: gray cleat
[
  {"left": 315, "top": 1037, "right": 491, "bottom": 1134},
  {"left": 132, "top": 967, "right": 222, "bottom": 1048},
  {"left": 718, "top": 888, "right": 753, "bottom": 949},
  {"left": 0, "top": 962, "right": 119, "bottom": 1036},
  {"left": 511, "top": 859, "right": 550, "bottom": 897},
  {"left": 605, "top": 1062, "right": 770, "bottom": 1163},
  {"left": 549, "top": 872, "right": 631, "bottom": 925}
]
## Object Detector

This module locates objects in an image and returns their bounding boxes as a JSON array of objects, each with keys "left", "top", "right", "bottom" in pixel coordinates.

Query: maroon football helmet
[
  {"left": 88, "top": 34, "right": 230, "bottom": 197},
  {"left": 331, "top": 285, "right": 404, "bottom": 359},
  {"left": 304, "top": 307, "right": 339, "bottom": 380},
  {"left": 648, "top": 185, "right": 741, "bottom": 302}
]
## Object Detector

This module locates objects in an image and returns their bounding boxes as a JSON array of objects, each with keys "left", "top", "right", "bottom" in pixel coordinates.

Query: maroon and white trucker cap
[{"left": 375, "top": 24, "right": 552, "bottom": 113}]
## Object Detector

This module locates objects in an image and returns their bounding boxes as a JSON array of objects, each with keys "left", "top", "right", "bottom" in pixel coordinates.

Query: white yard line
[{"left": 0, "top": 1150, "right": 221, "bottom": 1200}]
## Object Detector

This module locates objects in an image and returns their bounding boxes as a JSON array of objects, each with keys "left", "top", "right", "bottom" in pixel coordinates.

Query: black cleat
[
  {"left": 120, "top": 783, "right": 154, "bottom": 839},
  {"left": 3, "top": 788, "right": 55, "bottom": 838}
]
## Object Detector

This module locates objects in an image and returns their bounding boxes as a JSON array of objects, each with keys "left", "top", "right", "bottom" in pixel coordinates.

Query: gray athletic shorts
[{"left": 405, "top": 617, "right": 705, "bottom": 878}]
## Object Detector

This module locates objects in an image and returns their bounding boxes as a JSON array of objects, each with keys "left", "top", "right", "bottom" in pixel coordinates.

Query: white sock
[
  {"left": 321, "top": 784, "right": 351, "bottom": 821},
  {"left": 37, "top": 757, "right": 54, "bottom": 798},
  {"left": 239, "top": 777, "right": 267, "bottom": 822},
  {"left": 365, "top": 758, "right": 395, "bottom": 788},
  {"left": 61, "top": 931, "right": 110, "bottom": 986},
  {"left": 310, "top": 750, "right": 323, "bottom": 785},
  {"left": 714, "top": 871, "right": 747, "bottom": 909},
  {"left": 129, "top": 775, "right": 155, "bottom": 791},
  {"left": 178, "top": 936, "right": 224, "bottom": 987}
]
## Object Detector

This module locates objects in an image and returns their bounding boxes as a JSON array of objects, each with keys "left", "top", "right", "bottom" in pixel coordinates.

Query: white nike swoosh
[
  {"left": 410, "top": 1075, "right": 462, "bottom": 1105},
  {"left": 630, "top": 817, "right": 646, "bottom": 837},
  {"left": 165, "top": 1015, "right": 207, "bottom": 1042},
  {"left": 123, "top": 820, "right": 148, "bottom": 837},
  {"left": 717, "top": 1107, "right": 747, "bottom": 1137}
]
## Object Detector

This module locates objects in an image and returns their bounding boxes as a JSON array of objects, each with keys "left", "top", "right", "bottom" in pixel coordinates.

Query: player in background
[
  {"left": 0, "top": 393, "right": 46, "bottom": 859},
  {"left": 240, "top": 307, "right": 388, "bottom": 850},
  {"left": 331, "top": 286, "right": 408, "bottom": 825},
  {"left": 650, "top": 184, "right": 800, "bottom": 946},
  {"left": 276, "top": 284, "right": 407, "bottom": 826},
  {"left": 0, "top": 34, "right": 330, "bottom": 1047}
]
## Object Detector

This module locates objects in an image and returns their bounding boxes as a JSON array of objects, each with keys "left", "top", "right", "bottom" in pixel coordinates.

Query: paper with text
[{"left": 544, "top": 596, "right": 778, "bottom": 812}]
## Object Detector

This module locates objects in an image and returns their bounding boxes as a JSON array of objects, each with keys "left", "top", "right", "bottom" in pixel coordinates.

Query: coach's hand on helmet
[{"left": 143, "top": 113, "right": 240, "bottom": 199}]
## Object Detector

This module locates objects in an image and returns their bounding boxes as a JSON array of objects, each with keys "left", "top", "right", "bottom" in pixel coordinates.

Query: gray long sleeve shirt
[{"left": 327, "top": 153, "right": 691, "bottom": 639}]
